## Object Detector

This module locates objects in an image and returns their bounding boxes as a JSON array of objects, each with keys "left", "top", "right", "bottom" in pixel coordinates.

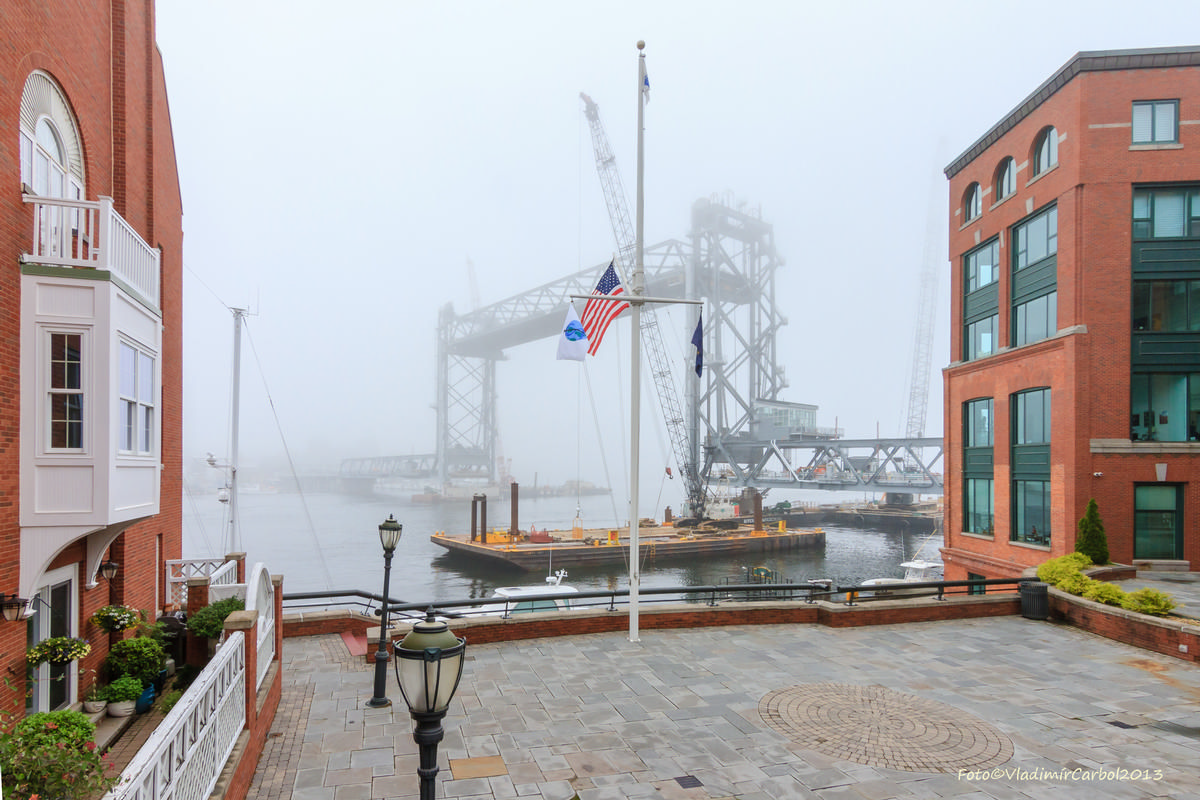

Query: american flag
[{"left": 580, "top": 261, "right": 630, "bottom": 356}]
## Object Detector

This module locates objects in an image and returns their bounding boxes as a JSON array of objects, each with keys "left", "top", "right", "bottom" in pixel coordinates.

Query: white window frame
[
  {"left": 27, "top": 564, "right": 80, "bottom": 712},
  {"left": 46, "top": 328, "right": 87, "bottom": 453},
  {"left": 119, "top": 339, "right": 156, "bottom": 455}
]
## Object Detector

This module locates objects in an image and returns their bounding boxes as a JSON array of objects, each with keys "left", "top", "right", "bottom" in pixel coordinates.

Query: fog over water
[
  {"left": 155, "top": 4, "right": 1195, "bottom": 539},
  {"left": 184, "top": 490, "right": 942, "bottom": 601}
]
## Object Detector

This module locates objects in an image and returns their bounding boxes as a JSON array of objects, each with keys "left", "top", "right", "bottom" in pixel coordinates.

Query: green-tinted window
[
  {"left": 1015, "top": 206, "right": 1057, "bottom": 270},
  {"left": 965, "top": 240, "right": 999, "bottom": 293},
  {"left": 1133, "top": 187, "right": 1200, "bottom": 239},
  {"left": 1013, "top": 388, "right": 1050, "bottom": 445},
  {"left": 1012, "top": 480, "right": 1051, "bottom": 546},
  {"left": 1134, "top": 485, "right": 1182, "bottom": 559}
]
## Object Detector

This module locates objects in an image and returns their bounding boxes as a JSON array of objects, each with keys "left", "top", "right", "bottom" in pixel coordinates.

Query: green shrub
[
  {"left": 13, "top": 710, "right": 95, "bottom": 748},
  {"left": 1036, "top": 552, "right": 1092, "bottom": 586},
  {"left": 105, "top": 636, "right": 165, "bottom": 685},
  {"left": 1082, "top": 580, "right": 1127, "bottom": 606},
  {"left": 160, "top": 689, "right": 183, "bottom": 715},
  {"left": 1121, "top": 588, "right": 1177, "bottom": 617},
  {"left": 186, "top": 597, "right": 245, "bottom": 639},
  {"left": 1057, "top": 572, "right": 1093, "bottom": 596},
  {"left": 104, "top": 676, "right": 145, "bottom": 703},
  {"left": 1074, "top": 498, "right": 1110, "bottom": 565}
]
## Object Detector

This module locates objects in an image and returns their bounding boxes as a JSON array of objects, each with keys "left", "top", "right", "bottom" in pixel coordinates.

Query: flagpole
[{"left": 628, "top": 40, "right": 648, "bottom": 643}]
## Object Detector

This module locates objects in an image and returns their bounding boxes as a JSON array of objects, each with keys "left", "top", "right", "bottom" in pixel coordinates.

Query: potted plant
[
  {"left": 26, "top": 636, "right": 90, "bottom": 666},
  {"left": 104, "top": 635, "right": 166, "bottom": 686},
  {"left": 104, "top": 676, "right": 144, "bottom": 717},
  {"left": 82, "top": 682, "right": 107, "bottom": 714},
  {"left": 90, "top": 604, "right": 142, "bottom": 633}
]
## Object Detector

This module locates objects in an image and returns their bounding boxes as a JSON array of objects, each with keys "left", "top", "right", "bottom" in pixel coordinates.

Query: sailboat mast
[{"left": 228, "top": 307, "right": 246, "bottom": 554}]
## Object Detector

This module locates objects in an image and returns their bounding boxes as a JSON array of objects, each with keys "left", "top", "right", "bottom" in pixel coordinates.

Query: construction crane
[
  {"left": 895, "top": 169, "right": 943, "bottom": 501},
  {"left": 580, "top": 91, "right": 705, "bottom": 515}
]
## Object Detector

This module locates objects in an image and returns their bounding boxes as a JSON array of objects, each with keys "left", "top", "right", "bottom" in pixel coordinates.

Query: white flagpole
[{"left": 629, "top": 40, "right": 647, "bottom": 643}]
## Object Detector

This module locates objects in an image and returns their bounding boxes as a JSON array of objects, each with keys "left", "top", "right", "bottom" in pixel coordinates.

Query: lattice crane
[{"left": 580, "top": 92, "right": 705, "bottom": 515}]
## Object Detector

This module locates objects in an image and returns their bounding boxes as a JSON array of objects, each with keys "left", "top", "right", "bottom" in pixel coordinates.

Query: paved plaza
[{"left": 247, "top": 612, "right": 1200, "bottom": 800}]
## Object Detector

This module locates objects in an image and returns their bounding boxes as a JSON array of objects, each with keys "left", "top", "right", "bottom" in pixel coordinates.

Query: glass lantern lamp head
[
  {"left": 99, "top": 560, "right": 120, "bottom": 581},
  {"left": 379, "top": 515, "right": 403, "bottom": 553},
  {"left": 1, "top": 594, "right": 28, "bottom": 622},
  {"left": 393, "top": 609, "right": 466, "bottom": 715}
]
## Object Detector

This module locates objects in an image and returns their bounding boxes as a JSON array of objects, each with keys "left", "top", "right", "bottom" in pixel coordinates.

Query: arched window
[
  {"left": 994, "top": 157, "right": 1015, "bottom": 201},
  {"left": 1033, "top": 127, "right": 1058, "bottom": 177},
  {"left": 19, "top": 71, "right": 84, "bottom": 200},
  {"left": 964, "top": 182, "right": 982, "bottom": 221}
]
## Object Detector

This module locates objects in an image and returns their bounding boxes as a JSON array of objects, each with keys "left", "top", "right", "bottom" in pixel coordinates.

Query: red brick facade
[
  {"left": 0, "top": 1, "right": 183, "bottom": 723},
  {"left": 943, "top": 48, "right": 1200, "bottom": 581}
]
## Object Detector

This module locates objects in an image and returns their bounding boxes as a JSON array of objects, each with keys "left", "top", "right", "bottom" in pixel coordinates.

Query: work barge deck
[{"left": 428, "top": 485, "right": 825, "bottom": 571}]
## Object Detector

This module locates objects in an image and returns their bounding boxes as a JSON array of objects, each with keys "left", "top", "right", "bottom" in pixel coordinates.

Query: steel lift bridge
[{"left": 340, "top": 195, "right": 943, "bottom": 500}]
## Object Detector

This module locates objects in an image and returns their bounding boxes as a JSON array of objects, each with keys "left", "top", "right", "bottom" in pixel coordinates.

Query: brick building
[
  {"left": 0, "top": 1, "right": 183, "bottom": 718},
  {"left": 943, "top": 46, "right": 1200, "bottom": 582}
]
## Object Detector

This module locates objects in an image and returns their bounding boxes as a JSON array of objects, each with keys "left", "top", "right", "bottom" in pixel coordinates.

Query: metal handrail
[{"left": 282, "top": 578, "right": 1024, "bottom": 618}]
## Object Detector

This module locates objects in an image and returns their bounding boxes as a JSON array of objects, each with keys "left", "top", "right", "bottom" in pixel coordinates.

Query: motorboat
[
  {"left": 449, "top": 569, "right": 580, "bottom": 618},
  {"left": 860, "top": 559, "right": 943, "bottom": 597}
]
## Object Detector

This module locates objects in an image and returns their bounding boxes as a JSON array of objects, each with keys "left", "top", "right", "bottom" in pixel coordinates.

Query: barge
[{"left": 430, "top": 520, "right": 825, "bottom": 571}]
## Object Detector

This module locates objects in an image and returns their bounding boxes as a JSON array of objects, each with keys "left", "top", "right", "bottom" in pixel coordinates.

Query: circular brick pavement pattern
[{"left": 759, "top": 682, "right": 1013, "bottom": 773}]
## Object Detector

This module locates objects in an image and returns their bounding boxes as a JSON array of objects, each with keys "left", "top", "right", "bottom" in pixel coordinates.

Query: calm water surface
[{"left": 183, "top": 490, "right": 943, "bottom": 604}]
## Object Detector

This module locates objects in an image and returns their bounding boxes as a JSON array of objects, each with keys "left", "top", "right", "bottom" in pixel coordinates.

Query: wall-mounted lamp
[
  {"left": 1, "top": 594, "right": 28, "bottom": 622},
  {"left": 99, "top": 561, "right": 120, "bottom": 581}
]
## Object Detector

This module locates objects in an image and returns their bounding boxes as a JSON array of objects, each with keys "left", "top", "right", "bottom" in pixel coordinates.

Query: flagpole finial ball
[{"left": 637, "top": 40, "right": 645, "bottom": 50}]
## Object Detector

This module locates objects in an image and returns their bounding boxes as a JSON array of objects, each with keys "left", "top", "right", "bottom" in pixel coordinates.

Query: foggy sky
[{"left": 155, "top": 1, "right": 1198, "bottom": 510}]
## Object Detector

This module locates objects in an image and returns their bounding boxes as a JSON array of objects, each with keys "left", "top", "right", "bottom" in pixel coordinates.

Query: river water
[{"left": 182, "top": 490, "right": 943, "bottom": 604}]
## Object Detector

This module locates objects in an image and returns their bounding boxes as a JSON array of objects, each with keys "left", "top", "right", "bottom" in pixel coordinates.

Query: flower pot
[
  {"left": 83, "top": 699, "right": 107, "bottom": 714},
  {"left": 107, "top": 700, "right": 136, "bottom": 717},
  {"left": 135, "top": 683, "right": 156, "bottom": 714}
]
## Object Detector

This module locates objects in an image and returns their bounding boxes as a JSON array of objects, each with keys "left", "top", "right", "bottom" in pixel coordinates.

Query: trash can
[
  {"left": 1019, "top": 580, "right": 1049, "bottom": 620},
  {"left": 157, "top": 612, "right": 187, "bottom": 665}
]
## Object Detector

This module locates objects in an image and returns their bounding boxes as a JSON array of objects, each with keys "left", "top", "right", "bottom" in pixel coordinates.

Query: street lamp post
[
  {"left": 367, "top": 514, "right": 403, "bottom": 708},
  {"left": 393, "top": 609, "right": 466, "bottom": 800}
]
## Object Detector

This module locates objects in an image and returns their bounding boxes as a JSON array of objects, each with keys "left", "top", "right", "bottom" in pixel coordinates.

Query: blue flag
[{"left": 691, "top": 314, "right": 703, "bottom": 377}]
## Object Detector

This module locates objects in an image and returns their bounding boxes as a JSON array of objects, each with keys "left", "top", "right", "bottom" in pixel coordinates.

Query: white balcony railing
[
  {"left": 22, "top": 194, "right": 160, "bottom": 307},
  {"left": 165, "top": 559, "right": 227, "bottom": 607},
  {"left": 105, "top": 631, "right": 246, "bottom": 800}
]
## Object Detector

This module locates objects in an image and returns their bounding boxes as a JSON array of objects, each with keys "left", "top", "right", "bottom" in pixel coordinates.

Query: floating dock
[{"left": 430, "top": 522, "right": 825, "bottom": 571}]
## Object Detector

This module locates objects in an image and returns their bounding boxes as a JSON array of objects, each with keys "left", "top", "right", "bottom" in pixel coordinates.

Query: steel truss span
[{"left": 340, "top": 197, "right": 943, "bottom": 497}]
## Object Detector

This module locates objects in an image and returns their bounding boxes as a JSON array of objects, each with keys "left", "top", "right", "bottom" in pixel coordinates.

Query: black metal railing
[{"left": 282, "top": 577, "right": 1027, "bottom": 620}]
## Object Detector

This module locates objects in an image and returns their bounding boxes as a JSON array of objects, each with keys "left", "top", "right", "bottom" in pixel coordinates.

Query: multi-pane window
[
  {"left": 966, "top": 572, "right": 987, "bottom": 595},
  {"left": 965, "top": 240, "right": 999, "bottom": 293},
  {"left": 965, "top": 398, "right": 993, "bottom": 447},
  {"left": 1130, "top": 373, "right": 1200, "bottom": 441},
  {"left": 963, "top": 398, "right": 994, "bottom": 537},
  {"left": 1133, "top": 187, "right": 1200, "bottom": 239},
  {"left": 1011, "top": 388, "right": 1051, "bottom": 547},
  {"left": 964, "top": 183, "right": 982, "bottom": 221},
  {"left": 965, "top": 315, "right": 998, "bottom": 360},
  {"left": 1132, "top": 101, "right": 1178, "bottom": 144},
  {"left": 1013, "top": 291, "right": 1057, "bottom": 346},
  {"left": 995, "top": 157, "right": 1016, "bottom": 201},
  {"left": 119, "top": 342, "right": 155, "bottom": 454},
  {"left": 1134, "top": 485, "right": 1182, "bottom": 559},
  {"left": 1014, "top": 206, "right": 1058, "bottom": 269},
  {"left": 1012, "top": 480, "right": 1051, "bottom": 546},
  {"left": 49, "top": 332, "right": 83, "bottom": 449},
  {"left": 1013, "top": 388, "right": 1051, "bottom": 444},
  {"left": 964, "top": 478, "right": 994, "bottom": 537},
  {"left": 1033, "top": 127, "right": 1058, "bottom": 176},
  {"left": 1133, "top": 280, "right": 1200, "bottom": 331}
]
